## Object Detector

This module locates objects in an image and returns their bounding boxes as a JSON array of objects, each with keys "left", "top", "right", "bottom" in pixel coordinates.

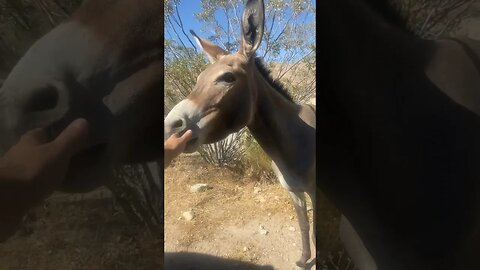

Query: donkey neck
[
  {"left": 318, "top": 0, "right": 435, "bottom": 135},
  {"left": 319, "top": 0, "right": 432, "bottom": 81},
  {"left": 246, "top": 64, "right": 313, "bottom": 176}
]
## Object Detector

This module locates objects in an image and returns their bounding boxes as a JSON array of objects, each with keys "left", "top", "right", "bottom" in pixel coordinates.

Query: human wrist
[
  {"left": 164, "top": 149, "right": 173, "bottom": 168},
  {"left": 0, "top": 159, "right": 32, "bottom": 220},
  {"left": 0, "top": 213, "right": 23, "bottom": 242}
]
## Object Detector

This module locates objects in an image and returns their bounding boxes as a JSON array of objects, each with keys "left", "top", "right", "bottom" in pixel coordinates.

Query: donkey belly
[{"left": 271, "top": 160, "right": 312, "bottom": 192}]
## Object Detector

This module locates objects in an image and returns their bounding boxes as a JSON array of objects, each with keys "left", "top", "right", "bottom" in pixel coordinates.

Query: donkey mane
[
  {"left": 254, "top": 57, "right": 294, "bottom": 102},
  {"left": 363, "top": 0, "right": 412, "bottom": 33}
]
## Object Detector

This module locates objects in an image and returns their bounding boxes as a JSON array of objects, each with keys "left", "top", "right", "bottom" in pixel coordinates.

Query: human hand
[
  {"left": 164, "top": 130, "right": 193, "bottom": 168},
  {"left": 0, "top": 119, "right": 89, "bottom": 217}
]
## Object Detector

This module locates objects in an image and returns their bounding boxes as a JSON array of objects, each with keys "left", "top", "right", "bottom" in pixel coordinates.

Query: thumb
[
  {"left": 50, "top": 118, "right": 90, "bottom": 157},
  {"left": 20, "top": 128, "right": 49, "bottom": 146},
  {"left": 178, "top": 130, "right": 193, "bottom": 143}
]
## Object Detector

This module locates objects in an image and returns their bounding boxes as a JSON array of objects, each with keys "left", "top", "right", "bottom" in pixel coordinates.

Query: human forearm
[
  {"left": 0, "top": 167, "right": 29, "bottom": 242},
  {"left": 164, "top": 151, "right": 173, "bottom": 168},
  {"left": 0, "top": 119, "right": 88, "bottom": 242},
  {"left": 0, "top": 205, "right": 24, "bottom": 243},
  {"left": 163, "top": 130, "right": 193, "bottom": 168}
]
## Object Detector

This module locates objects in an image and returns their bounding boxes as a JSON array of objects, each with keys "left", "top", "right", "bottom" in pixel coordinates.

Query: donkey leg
[
  {"left": 289, "top": 191, "right": 311, "bottom": 268},
  {"left": 307, "top": 191, "right": 316, "bottom": 247},
  {"left": 339, "top": 215, "right": 377, "bottom": 270}
]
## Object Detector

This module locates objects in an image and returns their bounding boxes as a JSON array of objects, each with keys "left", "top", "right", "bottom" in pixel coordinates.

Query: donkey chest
[
  {"left": 426, "top": 39, "right": 480, "bottom": 117},
  {"left": 271, "top": 158, "right": 314, "bottom": 192}
]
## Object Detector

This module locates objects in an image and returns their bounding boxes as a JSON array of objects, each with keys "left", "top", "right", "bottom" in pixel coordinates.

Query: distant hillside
[{"left": 268, "top": 61, "right": 316, "bottom": 103}]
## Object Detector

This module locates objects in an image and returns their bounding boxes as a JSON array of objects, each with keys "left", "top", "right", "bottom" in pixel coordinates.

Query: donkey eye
[{"left": 216, "top": 72, "right": 236, "bottom": 84}]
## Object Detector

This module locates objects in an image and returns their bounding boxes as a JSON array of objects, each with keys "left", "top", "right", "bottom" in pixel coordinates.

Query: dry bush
[
  {"left": 197, "top": 129, "right": 246, "bottom": 167},
  {"left": 241, "top": 131, "right": 276, "bottom": 182},
  {"left": 393, "top": 0, "right": 477, "bottom": 38}
]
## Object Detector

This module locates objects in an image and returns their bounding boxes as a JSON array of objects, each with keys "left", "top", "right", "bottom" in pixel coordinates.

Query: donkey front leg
[
  {"left": 271, "top": 161, "right": 312, "bottom": 268},
  {"left": 307, "top": 190, "right": 316, "bottom": 250},
  {"left": 289, "top": 191, "right": 311, "bottom": 269},
  {"left": 340, "top": 215, "right": 377, "bottom": 270}
]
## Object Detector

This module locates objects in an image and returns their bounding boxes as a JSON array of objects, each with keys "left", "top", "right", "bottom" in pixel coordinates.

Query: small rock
[
  {"left": 290, "top": 215, "right": 294, "bottom": 220},
  {"left": 243, "top": 246, "right": 248, "bottom": 252},
  {"left": 288, "top": 226, "right": 296, "bottom": 232},
  {"left": 255, "top": 195, "right": 266, "bottom": 203},
  {"left": 267, "top": 212, "right": 272, "bottom": 216},
  {"left": 259, "top": 225, "right": 268, "bottom": 235},
  {"left": 190, "top": 183, "right": 210, "bottom": 193},
  {"left": 182, "top": 211, "right": 194, "bottom": 221},
  {"left": 253, "top": 187, "right": 262, "bottom": 194}
]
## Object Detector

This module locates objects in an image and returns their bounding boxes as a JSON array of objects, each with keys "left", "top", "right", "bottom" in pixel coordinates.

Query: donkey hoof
[{"left": 294, "top": 261, "right": 307, "bottom": 270}]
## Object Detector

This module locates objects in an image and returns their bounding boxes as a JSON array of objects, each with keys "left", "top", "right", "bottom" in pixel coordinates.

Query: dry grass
[{"left": 0, "top": 193, "right": 162, "bottom": 270}]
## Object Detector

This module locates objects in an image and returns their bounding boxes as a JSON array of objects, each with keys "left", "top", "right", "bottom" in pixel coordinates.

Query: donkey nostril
[
  {"left": 172, "top": 119, "right": 184, "bottom": 129},
  {"left": 25, "top": 86, "right": 59, "bottom": 112}
]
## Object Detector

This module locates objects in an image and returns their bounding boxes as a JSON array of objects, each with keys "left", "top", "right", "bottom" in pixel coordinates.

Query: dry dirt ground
[
  {"left": 0, "top": 155, "right": 346, "bottom": 270},
  {"left": 165, "top": 154, "right": 321, "bottom": 270},
  {"left": 0, "top": 189, "right": 162, "bottom": 270}
]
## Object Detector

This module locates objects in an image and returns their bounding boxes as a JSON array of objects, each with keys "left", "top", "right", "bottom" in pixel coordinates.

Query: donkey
[
  {"left": 319, "top": 0, "right": 480, "bottom": 269},
  {"left": 0, "top": 0, "right": 162, "bottom": 193},
  {"left": 164, "top": 0, "right": 316, "bottom": 268}
]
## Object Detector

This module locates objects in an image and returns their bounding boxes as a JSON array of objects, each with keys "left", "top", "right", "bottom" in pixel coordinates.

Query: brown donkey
[{"left": 164, "top": 0, "right": 316, "bottom": 268}]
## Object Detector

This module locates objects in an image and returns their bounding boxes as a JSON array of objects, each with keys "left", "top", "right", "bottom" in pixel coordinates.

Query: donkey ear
[
  {"left": 239, "top": 0, "right": 264, "bottom": 59},
  {"left": 190, "top": 30, "right": 228, "bottom": 63}
]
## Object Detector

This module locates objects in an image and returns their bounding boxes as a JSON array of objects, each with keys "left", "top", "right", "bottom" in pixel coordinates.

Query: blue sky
[
  {"left": 165, "top": 0, "right": 316, "bottom": 54},
  {"left": 166, "top": 1, "right": 203, "bottom": 40}
]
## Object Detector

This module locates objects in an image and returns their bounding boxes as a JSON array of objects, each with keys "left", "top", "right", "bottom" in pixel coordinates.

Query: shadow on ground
[{"left": 165, "top": 252, "right": 275, "bottom": 270}]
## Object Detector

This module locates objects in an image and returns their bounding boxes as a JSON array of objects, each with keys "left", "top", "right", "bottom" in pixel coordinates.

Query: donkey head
[
  {"left": 164, "top": 0, "right": 265, "bottom": 153},
  {"left": 0, "top": 0, "right": 162, "bottom": 192}
]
